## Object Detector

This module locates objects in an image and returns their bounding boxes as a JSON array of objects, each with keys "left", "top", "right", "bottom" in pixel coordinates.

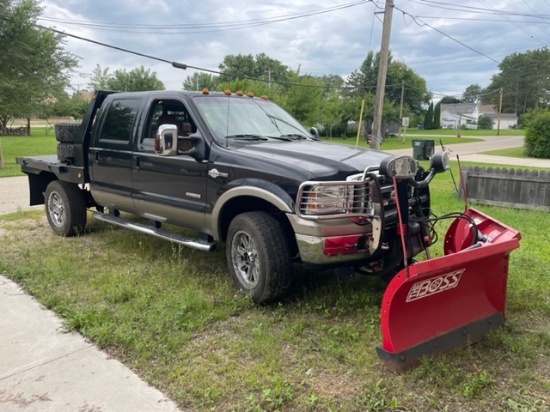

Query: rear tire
[
  {"left": 226, "top": 211, "right": 292, "bottom": 304},
  {"left": 45, "top": 181, "right": 87, "bottom": 237}
]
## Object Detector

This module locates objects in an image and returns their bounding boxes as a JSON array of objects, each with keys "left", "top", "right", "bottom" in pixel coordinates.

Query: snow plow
[{"left": 377, "top": 207, "right": 521, "bottom": 371}]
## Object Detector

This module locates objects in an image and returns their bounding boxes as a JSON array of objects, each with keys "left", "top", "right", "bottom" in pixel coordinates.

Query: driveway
[{"left": 0, "top": 176, "right": 42, "bottom": 215}]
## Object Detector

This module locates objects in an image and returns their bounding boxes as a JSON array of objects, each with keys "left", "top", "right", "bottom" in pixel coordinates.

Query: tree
[
  {"left": 439, "top": 96, "right": 462, "bottom": 104},
  {"left": 0, "top": 0, "right": 78, "bottom": 134},
  {"left": 483, "top": 48, "right": 550, "bottom": 115},
  {"left": 477, "top": 114, "right": 493, "bottom": 130},
  {"left": 67, "top": 91, "right": 91, "bottom": 121},
  {"left": 463, "top": 83, "right": 483, "bottom": 103},
  {"left": 88, "top": 65, "right": 164, "bottom": 91},
  {"left": 319, "top": 90, "right": 343, "bottom": 138},
  {"left": 424, "top": 102, "right": 434, "bottom": 130},
  {"left": 345, "top": 51, "right": 431, "bottom": 115},
  {"left": 524, "top": 110, "right": 550, "bottom": 158},
  {"left": 182, "top": 72, "right": 219, "bottom": 91},
  {"left": 277, "top": 72, "right": 324, "bottom": 126},
  {"left": 218, "top": 53, "right": 290, "bottom": 86},
  {"left": 433, "top": 102, "right": 441, "bottom": 129}
]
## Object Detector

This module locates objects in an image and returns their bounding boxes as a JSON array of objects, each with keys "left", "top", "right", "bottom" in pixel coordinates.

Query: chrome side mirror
[{"left": 155, "top": 124, "right": 178, "bottom": 156}]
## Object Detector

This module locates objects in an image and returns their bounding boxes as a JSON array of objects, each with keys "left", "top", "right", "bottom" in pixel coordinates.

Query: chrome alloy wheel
[
  {"left": 47, "top": 190, "right": 65, "bottom": 228},
  {"left": 230, "top": 229, "right": 260, "bottom": 289}
]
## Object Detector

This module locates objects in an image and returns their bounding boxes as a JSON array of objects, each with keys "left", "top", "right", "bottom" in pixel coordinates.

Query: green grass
[
  {"left": 482, "top": 147, "right": 526, "bottom": 158},
  {"left": 405, "top": 128, "right": 524, "bottom": 137},
  {"left": 1, "top": 162, "right": 549, "bottom": 411},
  {"left": 0, "top": 127, "right": 57, "bottom": 177}
]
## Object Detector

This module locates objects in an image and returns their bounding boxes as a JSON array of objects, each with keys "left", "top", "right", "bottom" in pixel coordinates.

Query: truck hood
[{"left": 234, "top": 140, "right": 394, "bottom": 179}]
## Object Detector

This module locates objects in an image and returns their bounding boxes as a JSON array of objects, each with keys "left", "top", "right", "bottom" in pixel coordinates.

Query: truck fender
[{"left": 210, "top": 179, "right": 294, "bottom": 240}]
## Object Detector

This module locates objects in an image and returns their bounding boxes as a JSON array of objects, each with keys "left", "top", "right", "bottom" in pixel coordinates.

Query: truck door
[
  {"left": 131, "top": 98, "right": 209, "bottom": 231},
  {"left": 88, "top": 97, "right": 141, "bottom": 214}
]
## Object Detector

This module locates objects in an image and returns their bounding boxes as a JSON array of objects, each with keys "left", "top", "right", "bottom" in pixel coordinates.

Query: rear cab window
[{"left": 95, "top": 98, "right": 141, "bottom": 148}]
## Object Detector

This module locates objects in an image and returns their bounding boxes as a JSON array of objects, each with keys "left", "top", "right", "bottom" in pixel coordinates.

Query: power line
[
  {"left": 393, "top": 5, "right": 500, "bottom": 64},
  {"left": 38, "top": 1, "right": 371, "bottom": 35}
]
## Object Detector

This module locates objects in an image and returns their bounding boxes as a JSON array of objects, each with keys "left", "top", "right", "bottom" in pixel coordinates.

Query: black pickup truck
[{"left": 17, "top": 89, "right": 449, "bottom": 304}]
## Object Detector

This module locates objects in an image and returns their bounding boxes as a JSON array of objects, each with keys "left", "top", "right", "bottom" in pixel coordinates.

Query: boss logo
[{"left": 406, "top": 269, "right": 465, "bottom": 302}]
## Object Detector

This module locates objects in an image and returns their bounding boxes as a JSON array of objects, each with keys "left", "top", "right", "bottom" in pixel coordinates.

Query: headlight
[
  {"left": 380, "top": 155, "right": 417, "bottom": 179},
  {"left": 303, "top": 185, "right": 350, "bottom": 215}
]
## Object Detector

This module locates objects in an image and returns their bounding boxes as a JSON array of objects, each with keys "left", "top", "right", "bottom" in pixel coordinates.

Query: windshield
[{"left": 193, "top": 96, "right": 312, "bottom": 143}]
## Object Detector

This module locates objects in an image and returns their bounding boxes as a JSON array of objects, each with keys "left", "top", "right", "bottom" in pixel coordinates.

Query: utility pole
[
  {"left": 496, "top": 87, "right": 503, "bottom": 136},
  {"left": 371, "top": 0, "right": 394, "bottom": 150}
]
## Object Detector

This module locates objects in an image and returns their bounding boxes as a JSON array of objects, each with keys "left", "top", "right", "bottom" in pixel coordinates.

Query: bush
[
  {"left": 524, "top": 111, "right": 550, "bottom": 158},
  {"left": 477, "top": 115, "right": 494, "bottom": 130}
]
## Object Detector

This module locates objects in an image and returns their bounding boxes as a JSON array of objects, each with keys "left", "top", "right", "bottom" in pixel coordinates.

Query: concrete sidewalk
[{"left": 0, "top": 275, "right": 181, "bottom": 412}]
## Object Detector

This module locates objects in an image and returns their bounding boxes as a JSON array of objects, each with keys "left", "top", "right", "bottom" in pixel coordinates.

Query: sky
[{"left": 40, "top": 0, "right": 550, "bottom": 100}]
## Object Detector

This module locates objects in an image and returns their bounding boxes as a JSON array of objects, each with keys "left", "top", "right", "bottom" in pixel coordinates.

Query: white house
[
  {"left": 479, "top": 105, "right": 518, "bottom": 129},
  {"left": 440, "top": 103, "right": 479, "bottom": 129}
]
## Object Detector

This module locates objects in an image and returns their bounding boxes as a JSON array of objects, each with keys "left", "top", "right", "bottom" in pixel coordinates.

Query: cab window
[{"left": 99, "top": 98, "right": 140, "bottom": 143}]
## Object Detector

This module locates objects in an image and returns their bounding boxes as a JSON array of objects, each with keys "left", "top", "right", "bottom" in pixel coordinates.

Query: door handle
[{"left": 135, "top": 156, "right": 140, "bottom": 170}]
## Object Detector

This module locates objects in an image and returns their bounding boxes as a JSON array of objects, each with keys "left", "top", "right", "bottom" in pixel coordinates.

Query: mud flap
[{"left": 377, "top": 208, "right": 521, "bottom": 371}]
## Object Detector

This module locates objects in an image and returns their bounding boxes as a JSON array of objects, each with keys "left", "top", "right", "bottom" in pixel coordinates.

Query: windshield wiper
[
  {"left": 225, "top": 134, "right": 268, "bottom": 141},
  {"left": 265, "top": 135, "right": 293, "bottom": 141},
  {"left": 280, "top": 133, "right": 309, "bottom": 140}
]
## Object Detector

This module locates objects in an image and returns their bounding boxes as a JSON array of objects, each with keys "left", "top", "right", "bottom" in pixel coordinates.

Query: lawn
[
  {"left": 0, "top": 160, "right": 548, "bottom": 411},
  {"left": 0, "top": 127, "right": 57, "bottom": 177},
  {"left": 405, "top": 128, "right": 524, "bottom": 137},
  {"left": 482, "top": 147, "right": 526, "bottom": 158}
]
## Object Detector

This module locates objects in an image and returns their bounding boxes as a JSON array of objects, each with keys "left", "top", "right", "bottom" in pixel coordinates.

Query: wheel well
[
  {"left": 28, "top": 173, "right": 94, "bottom": 208},
  {"left": 218, "top": 196, "right": 297, "bottom": 254},
  {"left": 28, "top": 172, "right": 57, "bottom": 206}
]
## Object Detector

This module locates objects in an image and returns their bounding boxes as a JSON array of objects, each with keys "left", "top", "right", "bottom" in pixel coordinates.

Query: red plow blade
[{"left": 377, "top": 208, "right": 521, "bottom": 371}]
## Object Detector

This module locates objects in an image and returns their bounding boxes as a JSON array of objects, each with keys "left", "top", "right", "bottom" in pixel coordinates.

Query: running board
[{"left": 92, "top": 211, "right": 216, "bottom": 252}]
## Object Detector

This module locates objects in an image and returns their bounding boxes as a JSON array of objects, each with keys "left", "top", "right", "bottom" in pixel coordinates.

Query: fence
[{"left": 459, "top": 166, "right": 550, "bottom": 211}]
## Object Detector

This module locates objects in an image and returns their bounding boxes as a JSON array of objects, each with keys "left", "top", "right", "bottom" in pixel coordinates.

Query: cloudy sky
[{"left": 40, "top": 0, "right": 550, "bottom": 99}]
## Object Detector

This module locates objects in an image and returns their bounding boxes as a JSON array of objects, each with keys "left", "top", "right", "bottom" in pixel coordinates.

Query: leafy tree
[
  {"left": 524, "top": 110, "right": 550, "bottom": 158},
  {"left": 277, "top": 72, "right": 323, "bottom": 126},
  {"left": 182, "top": 72, "right": 219, "bottom": 91},
  {"left": 345, "top": 51, "right": 431, "bottom": 115},
  {"left": 0, "top": 0, "right": 77, "bottom": 134},
  {"left": 483, "top": 48, "right": 550, "bottom": 115},
  {"left": 319, "top": 90, "right": 343, "bottom": 138},
  {"left": 88, "top": 65, "right": 164, "bottom": 91},
  {"left": 463, "top": 83, "right": 483, "bottom": 103},
  {"left": 433, "top": 102, "right": 441, "bottom": 129},
  {"left": 218, "top": 53, "right": 289, "bottom": 86},
  {"left": 477, "top": 114, "right": 494, "bottom": 130},
  {"left": 424, "top": 102, "right": 434, "bottom": 130},
  {"left": 67, "top": 92, "right": 90, "bottom": 121},
  {"left": 439, "top": 96, "right": 462, "bottom": 104}
]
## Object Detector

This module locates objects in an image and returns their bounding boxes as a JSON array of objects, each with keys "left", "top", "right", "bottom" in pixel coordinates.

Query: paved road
[{"left": 386, "top": 135, "right": 550, "bottom": 168}]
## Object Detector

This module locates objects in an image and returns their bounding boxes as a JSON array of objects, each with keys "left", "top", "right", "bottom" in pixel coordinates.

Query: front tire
[
  {"left": 45, "top": 181, "right": 87, "bottom": 237},
  {"left": 226, "top": 211, "right": 292, "bottom": 304}
]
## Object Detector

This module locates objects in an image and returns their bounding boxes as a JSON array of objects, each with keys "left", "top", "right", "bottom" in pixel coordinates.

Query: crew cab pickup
[
  {"left": 17, "top": 89, "right": 449, "bottom": 305},
  {"left": 18, "top": 90, "right": 524, "bottom": 369}
]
